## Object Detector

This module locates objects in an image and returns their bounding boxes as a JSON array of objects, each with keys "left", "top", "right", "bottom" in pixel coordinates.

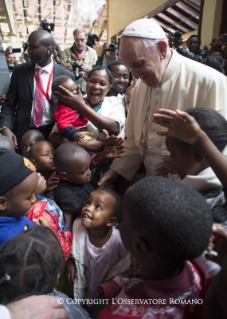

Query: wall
[
  {"left": 198, "top": 0, "right": 222, "bottom": 47},
  {"left": 107, "top": 0, "right": 166, "bottom": 42},
  {"left": 108, "top": 0, "right": 223, "bottom": 47}
]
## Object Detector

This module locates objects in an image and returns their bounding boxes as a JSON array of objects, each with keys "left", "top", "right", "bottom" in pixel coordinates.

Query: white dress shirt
[{"left": 30, "top": 61, "right": 54, "bottom": 127}]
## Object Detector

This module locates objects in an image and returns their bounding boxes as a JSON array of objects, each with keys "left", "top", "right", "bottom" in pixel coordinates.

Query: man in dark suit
[{"left": 0, "top": 29, "right": 75, "bottom": 151}]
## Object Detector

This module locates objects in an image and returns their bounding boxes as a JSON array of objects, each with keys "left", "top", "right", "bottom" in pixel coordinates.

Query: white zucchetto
[{"left": 121, "top": 18, "right": 166, "bottom": 39}]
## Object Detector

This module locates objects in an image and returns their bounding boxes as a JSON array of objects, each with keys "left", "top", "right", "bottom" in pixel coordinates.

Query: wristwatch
[{"left": 0, "top": 126, "right": 7, "bottom": 132}]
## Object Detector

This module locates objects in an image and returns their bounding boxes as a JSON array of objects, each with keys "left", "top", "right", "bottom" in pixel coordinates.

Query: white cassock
[{"left": 111, "top": 49, "right": 227, "bottom": 180}]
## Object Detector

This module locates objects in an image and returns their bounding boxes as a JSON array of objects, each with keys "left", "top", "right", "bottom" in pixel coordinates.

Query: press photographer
[
  {"left": 61, "top": 27, "right": 97, "bottom": 94},
  {"left": 168, "top": 30, "right": 182, "bottom": 49},
  {"left": 96, "top": 42, "right": 119, "bottom": 66}
]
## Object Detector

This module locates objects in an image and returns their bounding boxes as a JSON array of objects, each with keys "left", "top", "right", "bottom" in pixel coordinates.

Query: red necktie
[{"left": 33, "top": 68, "right": 45, "bottom": 127}]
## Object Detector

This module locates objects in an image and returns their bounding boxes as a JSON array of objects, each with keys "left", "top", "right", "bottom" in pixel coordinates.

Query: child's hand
[
  {"left": 65, "top": 257, "right": 77, "bottom": 285},
  {"left": 74, "top": 132, "right": 85, "bottom": 143},
  {"left": 153, "top": 109, "right": 203, "bottom": 146},
  {"left": 103, "top": 129, "right": 124, "bottom": 148},
  {"left": 45, "top": 176, "right": 59, "bottom": 193},
  {"left": 155, "top": 157, "right": 178, "bottom": 178},
  {"left": 96, "top": 286, "right": 105, "bottom": 298},
  {"left": 97, "top": 145, "right": 125, "bottom": 162},
  {"left": 206, "top": 224, "right": 227, "bottom": 266},
  {"left": 33, "top": 217, "right": 51, "bottom": 228}
]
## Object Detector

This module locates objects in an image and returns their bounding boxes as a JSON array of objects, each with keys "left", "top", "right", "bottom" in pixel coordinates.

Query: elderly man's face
[
  {"left": 120, "top": 37, "right": 166, "bottom": 88},
  {"left": 74, "top": 32, "right": 86, "bottom": 52}
]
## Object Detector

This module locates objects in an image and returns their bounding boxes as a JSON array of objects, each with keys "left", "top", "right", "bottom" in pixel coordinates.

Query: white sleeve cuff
[{"left": 0, "top": 305, "right": 11, "bottom": 319}]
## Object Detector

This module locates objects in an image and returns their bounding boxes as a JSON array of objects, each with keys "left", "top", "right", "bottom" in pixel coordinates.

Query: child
[
  {"left": 153, "top": 107, "right": 227, "bottom": 226},
  {"left": 0, "top": 226, "right": 90, "bottom": 319},
  {"left": 29, "top": 140, "right": 59, "bottom": 196},
  {"left": 52, "top": 75, "right": 91, "bottom": 143},
  {"left": 67, "top": 189, "right": 130, "bottom": 307},
  {"left": 29, "top": 140, "right": 55, "bottom": 178},
  {"left": 99, "top": 176, "right": 213, "bottom": 319},
  {"left": 20, "top": 129, "right": 44, "bottom": 157},
  {"left": 26, "top": 173, "right": 72, "bottom": 260},
  {"left": 0, "top": 135, "right": 15, "bottom": 152},
  {"left": 0, "top": 149, "right": 37, "bottom": 246},
  {"left": 54, "top": 143, "right": 95, "bottom": 226}
]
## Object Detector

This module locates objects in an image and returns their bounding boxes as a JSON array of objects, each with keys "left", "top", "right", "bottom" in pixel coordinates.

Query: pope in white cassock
[{"left": 99, "top": 18, "right": 227, "bottom": 184}]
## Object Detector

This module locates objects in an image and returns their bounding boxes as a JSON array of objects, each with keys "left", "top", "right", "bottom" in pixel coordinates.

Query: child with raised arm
[
  {"left": 0, "top": 226, "right": 90, "bottom": 319},
  {"left": 153, "top": 107, "right": 227, "bottom": 226},
  {"left": 99, "top": 177, "right": 213, "bottom": 319}
]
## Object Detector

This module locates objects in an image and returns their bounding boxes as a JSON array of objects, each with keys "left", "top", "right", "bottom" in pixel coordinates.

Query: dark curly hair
[
  {"left": 87, "top": 66, "right": 113, "bottom": 85},
  {"left": 107, "top": 60, "right": 130, "bottom": 73},
  {"left": 0, "top": 226, "right": 64, "bottom": 305}
]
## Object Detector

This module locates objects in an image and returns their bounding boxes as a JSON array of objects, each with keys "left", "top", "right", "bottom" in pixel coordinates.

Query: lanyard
[{"left": 34, "top": 67, "right": 54, "bottom": 102}]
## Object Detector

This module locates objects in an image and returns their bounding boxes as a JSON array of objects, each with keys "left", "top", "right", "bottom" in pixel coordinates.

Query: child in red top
[
  {"left": 99, "top": 177, "right": 213, "bottom": 319},
  {"left": 53, "top": 75, "right": 90, "bottom": 143},
  {"left": 26, "top": 173, "right": 72, "bottom": 260}
]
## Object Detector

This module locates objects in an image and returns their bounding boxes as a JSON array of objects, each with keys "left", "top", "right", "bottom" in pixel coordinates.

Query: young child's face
[
  {"left": 61, "top": 78, "right": 77, "bottom": 94},
  {"left": 166, "top": 137, "right": 197, "bottom": 179},
  {"left": 81, "top": 190, "right": 116, "bottom": 229},
  {"left": 111, "top": 65, "right": 129, "bottom": 94},
  {"left": 124, "top": 88, "right": 134, "bottom": 114},
  {"left": 21, "top": 133, "right": 43, "bottom": 157},
  {"left": 31, "top": 142, "right": 55, "bottom": 174},
  {"left": 86, "top": 70, "right": 111, "bottom": 106},
  {"left": 35, "top": 172, "right": 47, "bottom": 195},
  {"left": 65, "top": 152, "right": 91, "bottom": 185},
  {"left": 0, "top": 172, "right": 38, "bottom": 218}
]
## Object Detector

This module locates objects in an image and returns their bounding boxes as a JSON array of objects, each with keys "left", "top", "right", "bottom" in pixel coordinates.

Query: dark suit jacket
[{"left": 0, "top": 62, "right": 75, "bottom": 149}]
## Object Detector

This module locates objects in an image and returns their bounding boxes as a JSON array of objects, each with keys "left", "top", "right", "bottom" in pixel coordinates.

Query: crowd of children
[{"left": 1, "top": 62, "right": 227, "bottom": 319}]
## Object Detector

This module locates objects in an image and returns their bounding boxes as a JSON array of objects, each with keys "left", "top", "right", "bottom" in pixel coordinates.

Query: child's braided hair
[{"left": 0, "top": 226, "right": 64, "bottom": 305}]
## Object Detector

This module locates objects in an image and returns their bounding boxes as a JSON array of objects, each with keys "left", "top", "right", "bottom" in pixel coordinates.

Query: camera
[
  {"left": 70, "top": 61, "right": 82, "bottom": 80},
  {"left": 12, "top": 48, "right": 21, "bottom": 53},
  {"left": 177, "top": 46, "right": 202, "bottom": 62},
  {"left": 86, "top": 33, "right": 99, "bottom": 48},
  {"left": 173, "top": 30, "right": 182, "bottom": 40},
  {"left": 23, "top": 42, "right": 28, "bottom": 51},
  {"left": 106, "top": 43, "right": 118, "bottom": 53},
  {"left": 40, "top": 19, "right": 55, "bottom": 33}
]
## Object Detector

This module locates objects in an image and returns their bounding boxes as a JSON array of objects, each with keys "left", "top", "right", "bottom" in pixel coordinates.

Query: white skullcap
[{"left": 121, "top": 18, "right": 166, "bottom": 39}]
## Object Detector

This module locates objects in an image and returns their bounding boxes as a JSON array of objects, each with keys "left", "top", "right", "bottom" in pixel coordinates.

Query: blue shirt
[{"left": 0, "top": 216, "right": 34, "bottom": 246}]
